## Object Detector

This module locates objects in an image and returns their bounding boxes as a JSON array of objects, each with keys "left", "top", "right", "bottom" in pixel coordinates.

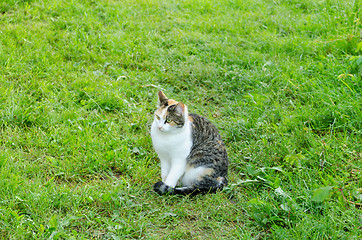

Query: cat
[{"left": 150, "top": 91, "right": 228, "bottom": 196}]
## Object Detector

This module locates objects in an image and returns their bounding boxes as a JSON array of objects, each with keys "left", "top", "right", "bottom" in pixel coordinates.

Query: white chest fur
[
  {"left": 150, "top": 120, "right": 192, "bottom": 159},
  {"left": 151, "top": 119, "right": 193, "bottom": 187}
]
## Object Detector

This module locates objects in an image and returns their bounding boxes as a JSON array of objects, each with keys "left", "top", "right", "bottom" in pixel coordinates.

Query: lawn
[{"left": 0, "top": 0, "right": 361, "bottom": 239}]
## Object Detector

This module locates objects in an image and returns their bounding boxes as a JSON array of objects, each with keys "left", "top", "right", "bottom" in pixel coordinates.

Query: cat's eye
[
  {"left": 155, "top": 115, "right": 160, "bottom": 120},
  {"left": 165, "top": 118, "right": 172, "bottom": 123}
]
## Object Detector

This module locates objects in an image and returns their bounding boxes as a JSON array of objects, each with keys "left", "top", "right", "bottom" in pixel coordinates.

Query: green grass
[{"left": 0, "top": 0, "right": 361, "bottom": 238}]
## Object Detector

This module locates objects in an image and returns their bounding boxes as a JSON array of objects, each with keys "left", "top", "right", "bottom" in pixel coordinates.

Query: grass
[{"left": 0, "top": 0, "right": 361, "bottom": 238}]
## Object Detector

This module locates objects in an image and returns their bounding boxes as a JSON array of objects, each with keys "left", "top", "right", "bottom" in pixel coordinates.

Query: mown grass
[{"left": 0, "top": 0, "right": 361, "bottom": 239}]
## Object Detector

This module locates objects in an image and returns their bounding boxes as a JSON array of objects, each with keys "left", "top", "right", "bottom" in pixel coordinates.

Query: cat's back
[
  {"left": 188, "top": 113, "right": 224, "bottom": 144},
  {"left": 187, "top": 113, "right": 228, "bottom": 176}
]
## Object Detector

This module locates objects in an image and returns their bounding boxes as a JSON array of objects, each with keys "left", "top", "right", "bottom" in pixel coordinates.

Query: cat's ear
[
  {"left": 172, "top": 102, "right": 185, "bottom": 116},
  {"left": 158, "top": 91, "right": 168, "bottom": 105}
]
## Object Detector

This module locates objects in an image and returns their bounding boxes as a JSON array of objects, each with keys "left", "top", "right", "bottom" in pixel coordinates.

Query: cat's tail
[{"left": 153, "top": 178, "right": 227, "bottom": 196}]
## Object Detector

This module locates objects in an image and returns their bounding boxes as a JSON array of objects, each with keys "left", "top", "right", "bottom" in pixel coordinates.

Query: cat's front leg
[
  {"left": 160, "top": 159, "right": 171, "bottom": 182},
  {"left": 164, "top": 160, "right": 186, "bottom": 188},
  {"left": 154, "top": 160, "right": 185, "bottom": 195}
]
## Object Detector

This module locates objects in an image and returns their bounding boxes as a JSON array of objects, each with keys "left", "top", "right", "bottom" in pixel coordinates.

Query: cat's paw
[{"left": 153, "top": 181, "right": 173, "bottom": 195}]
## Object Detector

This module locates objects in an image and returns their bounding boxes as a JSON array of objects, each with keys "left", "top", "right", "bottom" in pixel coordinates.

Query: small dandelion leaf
[{"left": 311, "top": 186, "right": 334, "bottom": 202}]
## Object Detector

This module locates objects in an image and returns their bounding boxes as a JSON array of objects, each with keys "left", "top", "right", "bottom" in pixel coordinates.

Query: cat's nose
[{"left": 158, "top": 126, "right": 163, "bottom": 130}]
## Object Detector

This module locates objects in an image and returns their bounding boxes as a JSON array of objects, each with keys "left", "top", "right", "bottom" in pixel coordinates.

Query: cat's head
[{"left": 153, "top": 91, "right": 187, "bottom": 132}]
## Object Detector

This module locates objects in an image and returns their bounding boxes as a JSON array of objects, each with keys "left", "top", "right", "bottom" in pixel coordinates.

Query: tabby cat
[{"left": 151, "top": 91, "right": 228, "bottom": 196}]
